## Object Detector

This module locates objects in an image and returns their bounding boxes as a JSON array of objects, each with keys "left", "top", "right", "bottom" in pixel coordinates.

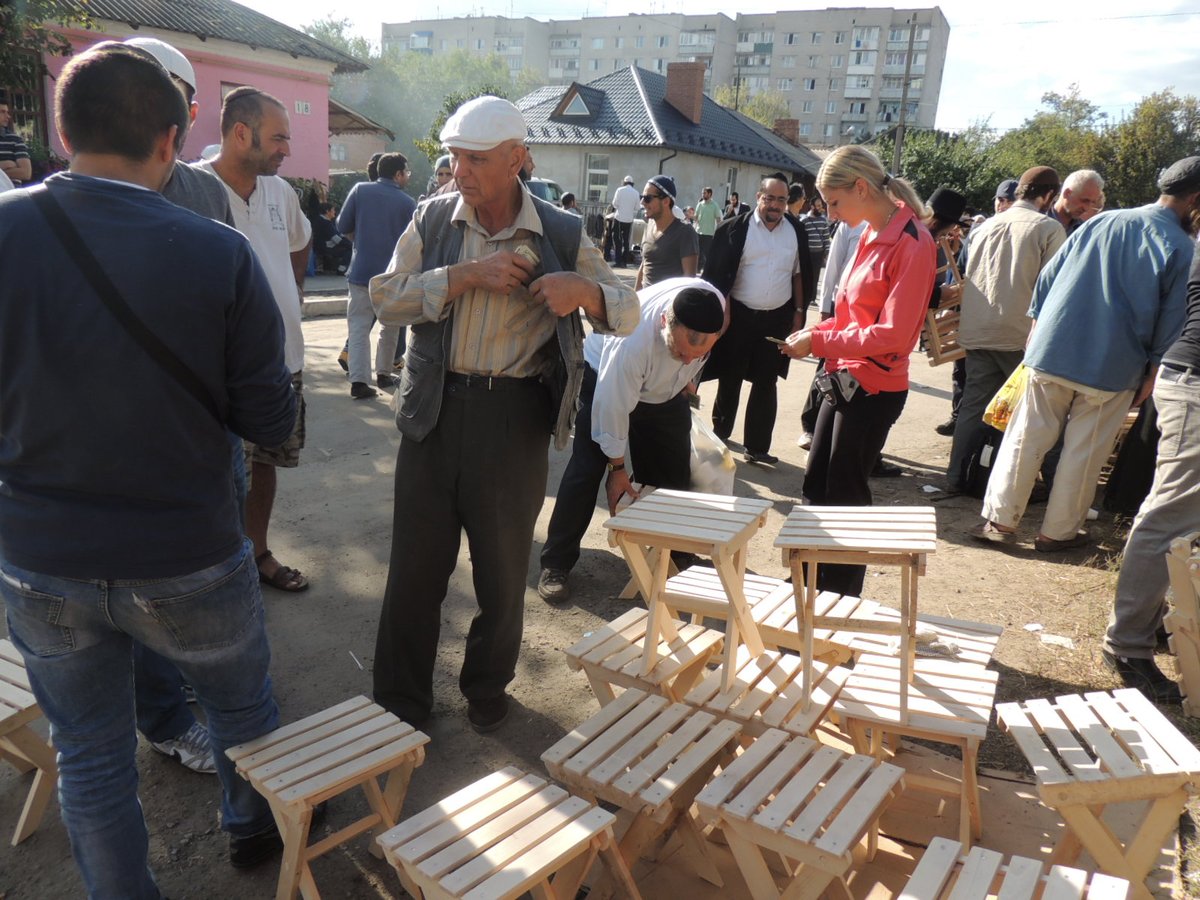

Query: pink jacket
[{"left": 809, "top": 203, "right": 936, "bottom": 394}]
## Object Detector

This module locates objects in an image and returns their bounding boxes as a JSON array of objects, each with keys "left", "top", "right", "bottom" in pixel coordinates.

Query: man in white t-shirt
[
  {"left": 199, "top": 87, "right": 312, "bottom": 593},
  {"left": 611, "top": 174, "right": 640, "bottom": 267}
]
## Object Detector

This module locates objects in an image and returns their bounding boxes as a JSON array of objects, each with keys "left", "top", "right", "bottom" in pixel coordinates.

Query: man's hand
[
  {"left": 780, "top": 329, "right": 813, "bottom": 359},
  {"left": 939, "top": 282, "right": 963, "bottom": 306},
  {"left": 606, "top": 468, "right": 640, "bottom": 516},
  {"left": 1133, "top": 371, "right": 1156, "bottom": 407},
  {"left": 530, "top": 271, "right": 605, "bottom": 321},
  {"left": 453, "top": 250, "right": 535, "bottom": 297}
]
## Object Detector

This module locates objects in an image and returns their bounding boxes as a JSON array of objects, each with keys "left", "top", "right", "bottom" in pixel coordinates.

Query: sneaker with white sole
[{"left": 150, "top": 721, "right": 217, "bottom": 774}]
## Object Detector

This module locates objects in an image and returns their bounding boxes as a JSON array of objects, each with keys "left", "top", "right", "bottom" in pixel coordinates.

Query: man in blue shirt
[
  {"left": 975, "top": 157, "right": 1200, "bottom": 553},
  {"left": 538, "top": 277, "right": 725, "bottom": 603},
  {"left": 338, "top": 152, "right": 416, "bottom": 399}
]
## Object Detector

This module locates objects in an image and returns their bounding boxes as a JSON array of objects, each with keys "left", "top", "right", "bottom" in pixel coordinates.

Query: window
[
  {"left": 785, "top": 32, "right": 799, "bottom": 44},
  {"left": 850, "top": 75, "right": 873, "bottom": 89},
  {"left": 885, "top": 51, "right": 906, "bottom": 66},
  {"left": 852, "top": 26, "right": 880, "bottom": 49},
  {"left": 614, "top": 37, "right": 624, "bottom": 49},
  {"left": 830, "top": 54, "right": 844, "bottom": 67},
  {"left": 739, "top": 30, "right": 773, "bottom": 43},
  {"left": 746, "top": 75, "right": 769, "bottom": 90},
  {"left": 551, "top": 37, "right": 580, "bottom": 49},
  {"left": 824, "top": 123, "right": 835, "bottom": 137},
  {"left": 591, "top": 37, "right": 604, "bottom": 49},
  {"left": 799, "top": 122, "right": 812, "bottom": 135},
  {"left": 635, "top": 36, "right": 644, "bottom": 48},
  {"left": 850, "top": 51, "right": 876, "bottom": 67},
  {"left": 474, "top": 38, "right": 484, "bottom": 50},
  {"left": 780, "top": 55, "right": 795, "bottom": 67},
  {"left": 330, "top": 143, "right": 347, "bottom": 162},
  {"left": 889, "top": 27, "right": 907, "bottom": 42},
  {"left": 807, "top": 55, "right": 818, "bottom": 68},
  {"left": 834, "top": 30, "right": 847, "bottom": 44},
  {"left": 848, "top": 101, "right": 867, "bottom": 114},
  {"left": 800, "top": 100, "right": 813, "bottom": 113},
  {"left": 656, "top": 35, "right": 670, "bottom": 48},
  {"left": 439, "top": 39, "right": 447, "bottom": 50},
  {"left": 810, "top": 31, "right": 822, "bottom": 44},
  {"left": 829, "top": 77, "right": 841, "bottom": 90},
  {"left": 778, "top": 78, "right": 793, "bottom": 91},
  {"left": 655, "top": 58, "right": 668, "bottom": 72},
  {"left": 456, "top": 38, "right": 464, "bottom": 48},
  {"left": 826, "top": 100, "right": 838, "bottom": 114},
  {"left": 909, "top": 77, "right": 924, "bottom": 92},
  {"left": 803, "top": 78, "right": 816, "bottom": 91},
  {"left": 585, "top": 153, "right": 609, "bottom": 203},
  {"left": 589, "top": 58, "right": 601, "bottom": 70}
]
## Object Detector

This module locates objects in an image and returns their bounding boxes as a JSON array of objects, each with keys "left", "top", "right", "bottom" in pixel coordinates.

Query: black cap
[
  {"left": 1158, "top": 157, "right": 1200, "bottom": 195},
  {"left": 648, "top": 174, "right": 677, "bottom": 200},
  {"left": 927, "top": 187, "right": 967, "bottom": 225},
  {"left": 995, "top": 179, "right": 1018, "bottom": 201},
  {"left": 672, "top": 287, "right": 724, "bottom": 334}
]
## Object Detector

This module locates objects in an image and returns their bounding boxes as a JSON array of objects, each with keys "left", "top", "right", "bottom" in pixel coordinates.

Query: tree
[
  {"left": 991, "top": 85, "right": 1105, "bottom": 180},
  {"left": 302, "top": 16, "right": 372, "bottom": 63},
  {"left": 1095, "top": 90, "right": 1200, "bottom": 207},
  {"left": 413, "top": 85, "right": 511, "bottom": 162},
  {"left": 0, "top": 0, "right": 92, "bottom": 94},
  {"left": 876, "top": 125, "right": 1007, "bottom": 212},
  {"left": 712, "top": 85, "right": 791, "bottom": 128}
]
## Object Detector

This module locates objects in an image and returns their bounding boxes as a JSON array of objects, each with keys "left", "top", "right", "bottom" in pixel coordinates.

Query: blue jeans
[{"left": 1, "top": 539, "right": 278, "bottom": 900}]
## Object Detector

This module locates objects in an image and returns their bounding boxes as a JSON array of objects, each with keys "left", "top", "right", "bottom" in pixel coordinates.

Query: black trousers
[
  {"left": 373, "top": 376, "right": 551, "bottom": 721},
  {"left": 541, "top": 365, "right": 691, "bottom": 572},
  {"left": 711, "top": 299, "right": 793, "bottom": 453},
  {"left": 615, "top": 220, "right": 633, "bottom": 266},
  {"left": 802, "top": 386, "right": 907, "bottom": 596},
  {"left": 800, "top": 358, "right": 827, "bottom": 436}
]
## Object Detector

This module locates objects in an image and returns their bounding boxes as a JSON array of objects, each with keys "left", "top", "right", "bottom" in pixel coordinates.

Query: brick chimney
[
  {"left": 773, "top": 118, "right": 800, "bottom": 146},
  {"left": 665, "top": 62, "right": 706, "bottom": 125}
]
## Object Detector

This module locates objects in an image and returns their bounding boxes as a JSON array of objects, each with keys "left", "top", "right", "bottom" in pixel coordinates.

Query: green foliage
[
  {"left": 875, "top": 126, "right": 1008, "bottom": 212},
  {"left": 0, "top": 0, "right": 92, "bottom": 93},
  {"left": 1095, "top": 90, "right": 1200, "bottom": 207},
  {"left": 712, "top": 84, "right": 791, "bottom": 128},
  {"left": 301, "top": 16, "right": 372, "bottom": 62},
  {"left": 412, "top": 85, "right": 510, "bottom": 163}
]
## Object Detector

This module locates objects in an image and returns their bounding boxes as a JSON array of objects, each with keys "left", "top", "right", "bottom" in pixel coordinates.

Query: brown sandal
[{"left": 256, "top": 551, "right": 309, "bottom": 592}]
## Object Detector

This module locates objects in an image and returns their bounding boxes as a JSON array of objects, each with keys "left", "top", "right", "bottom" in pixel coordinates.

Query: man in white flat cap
[
  {"left": 611, "top": 173, "right": 640, "bottom": 266},
  {"left": 370, "top": 95, "right": 637, "bottom": 733}
]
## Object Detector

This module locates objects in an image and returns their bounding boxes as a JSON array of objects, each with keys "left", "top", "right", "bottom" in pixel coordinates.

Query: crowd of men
[{"left": 1, "top": 31, "right": 1198, "bottom": 899}]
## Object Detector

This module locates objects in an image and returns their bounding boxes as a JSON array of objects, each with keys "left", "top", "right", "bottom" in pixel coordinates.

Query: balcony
[
  {"left": 842, "top": 86, "right": 873, "bottom": 99},
  {"left": 841, "top": 111, "right": 868, "bottom": 123}
]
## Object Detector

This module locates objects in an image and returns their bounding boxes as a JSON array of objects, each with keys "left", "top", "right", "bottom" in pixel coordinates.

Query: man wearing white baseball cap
[{"left": 370, "top": 94, "right": 637, "bottom": 733}]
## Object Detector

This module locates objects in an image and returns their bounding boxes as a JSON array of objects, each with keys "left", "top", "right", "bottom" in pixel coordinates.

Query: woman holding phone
[{"left": 779, "top": 145, "right": 936, "bottom": 595}]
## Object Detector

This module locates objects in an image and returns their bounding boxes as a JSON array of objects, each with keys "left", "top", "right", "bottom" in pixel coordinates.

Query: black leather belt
[
  {"left": 1162, "top": 360, "right": 1200, "bottom": 376},
  {"left": 445, "top": 372, "right": 540, "bottom": 391}
]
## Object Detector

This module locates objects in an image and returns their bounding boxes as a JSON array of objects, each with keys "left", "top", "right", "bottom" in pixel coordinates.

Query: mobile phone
[{"left": 765, "top": 336, "right": 787, "bottom": 345}]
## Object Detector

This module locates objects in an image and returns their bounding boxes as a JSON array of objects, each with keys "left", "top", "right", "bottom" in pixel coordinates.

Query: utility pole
[{"left": 892, "top": 17, "right": 917, "bottom": 175}]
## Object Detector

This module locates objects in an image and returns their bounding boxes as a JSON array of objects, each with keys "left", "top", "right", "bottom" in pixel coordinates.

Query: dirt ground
[{"left": 2, "top": 303, "right": 1197, "bottom": 899}]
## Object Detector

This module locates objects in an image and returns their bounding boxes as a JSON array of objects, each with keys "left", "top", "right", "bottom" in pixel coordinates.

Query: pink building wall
[{"left": 46, "top": 27, "right": 334, "bottom": 184}]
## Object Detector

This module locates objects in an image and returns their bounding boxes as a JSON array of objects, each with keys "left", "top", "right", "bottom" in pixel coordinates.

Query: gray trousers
[
  {"left": 1106, "top": 367, "right": 1200, "bottom": 659},
  {"left": 347, "top": 282, "right": 402, "bottom": 384},
  {"left": 948, "top": 348, "right": 1024, "bottom": 490}
]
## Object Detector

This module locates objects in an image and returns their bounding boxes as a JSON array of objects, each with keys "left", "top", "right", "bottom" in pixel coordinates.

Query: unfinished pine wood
[
  {"left": 1164, "top": 533, "right": 1200, "bottom": 717},
  {"left": 775, "top": 505, "right": 939, "bottom": 718},
  {"left": 921, "top": 236, "right": 967, "bottom": 366},
  {"left": 226, "top": 695, "right": 429, "bottom": 900},
  {"left": 695, "top": 727, "right": 904, "bottom": 900},
  {"left": 0, "top": 638, "right": 57, "bottom": 847},
  {"left": 563, "top": 606, "right": 724, "bottom": 705},
  {"left": 605, "top": 489, "right": 773, "bottom": 692},
  {"left": 379, "top": 767, "right": 643, "bottom": 900},
  {"left": 542, "top": 688, "right": 742, "bottom": 895},
  {"left": 996, "top": 688, "right": 1200, "bottom": 900},
  {"left": 834, "top": 652, "right": 998, "bottom": 848},
  {"left": 683, "top": 643, "right": 851, "bottom": 739},
  {"left": 901, "top": 836, "right": 1131, "bottom": 899}
]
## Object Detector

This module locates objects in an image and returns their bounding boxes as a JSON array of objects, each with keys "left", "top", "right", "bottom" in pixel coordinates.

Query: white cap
[
  {"left": 440, "top": 95, "right": 526, "bottom": 151},
  {"left": 623, "top": 175, "right": 634, "bottom": 184},
  {"left": 124, "top": 37, "right": 196, "bottom": 93}
]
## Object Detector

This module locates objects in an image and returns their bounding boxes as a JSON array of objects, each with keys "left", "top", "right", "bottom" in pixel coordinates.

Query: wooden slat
[
  {"left": 1083, "top": 691, "right": 1176, "bottom": 775},
  {"left": 695, "top": 728, "right": 790, "bottom": 816},
  {"left": 1109, "top": 688, "right": 1200, "bottom": 771},
  {"left": 726, "top": 736, "right": 821, "bottom": 822},
  {"left": 900, "top": 836, "right": 961, "bottom": 898},
  {"left": 381, "top": 767, "right": 529, "bottom": 852},
  {"left": 1054, "top": 694, "right": 1142, "bottom": 780},
  {"left": 226, "top": 695, "right": 371, "bottom": 762},
  {"left": 752, "top": 744, "right": 843, "bottom": 830},
  {"left": 1039, "top": 864, "right": 1088, "bottom": 900},
  {"left": 946, "top": 845, "right": 1004, "bottom": 899},
  {"left": 817, "top": 760, "right": 904, "bottom": 856},
  {"left": 541, "top": 688, "right": 645, "bottom": 768},
  {"left": 995, "top": 854, "right": 1046, "bottom": 900}
]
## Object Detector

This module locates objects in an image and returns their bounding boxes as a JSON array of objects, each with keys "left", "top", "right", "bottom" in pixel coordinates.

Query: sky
[{"left": 236, "top": 0, "right": 1200, "bottom": 133}]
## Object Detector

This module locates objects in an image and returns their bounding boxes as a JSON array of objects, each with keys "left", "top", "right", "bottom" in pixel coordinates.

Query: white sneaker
[
  {"left": 797, "top": 432, "right": 813, "bottom": 450},
  {"left": 150, "top": 721, "right": 217, "bottom": 774}
]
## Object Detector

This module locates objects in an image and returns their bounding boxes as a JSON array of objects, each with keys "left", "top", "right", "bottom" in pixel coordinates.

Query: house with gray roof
[
  {"left": 25, "top": 0, "right": 366, "bottom": 182},
  {"left": 516, "top": 62, "right": 823, "bottom": 213}
]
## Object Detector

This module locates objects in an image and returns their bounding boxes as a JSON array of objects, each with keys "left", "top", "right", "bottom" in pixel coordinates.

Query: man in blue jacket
[
  {"left": 975, "top": 157, "right": 1200, "bottom": 554},
  {"left": 0, "top": 43, "right": 297, "bottom": 896}
]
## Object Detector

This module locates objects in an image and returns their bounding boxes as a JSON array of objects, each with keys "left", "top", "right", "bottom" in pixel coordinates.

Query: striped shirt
[{"left": 371, "top": 190, "right": 637, "bottom": 377}]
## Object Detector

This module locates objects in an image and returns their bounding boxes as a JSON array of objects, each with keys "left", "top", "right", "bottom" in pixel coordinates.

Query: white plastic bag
[{"left": 690, "top": 408, "right": 736, "bottom": 495}]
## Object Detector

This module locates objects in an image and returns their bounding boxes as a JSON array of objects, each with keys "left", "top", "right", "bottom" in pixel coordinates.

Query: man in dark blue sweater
[{"left": 0, "top": 43, "right": 296, "bottom": 896}]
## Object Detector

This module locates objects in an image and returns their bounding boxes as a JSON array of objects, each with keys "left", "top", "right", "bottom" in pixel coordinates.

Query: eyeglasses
[{"left": 641, "top": 193, "right": 665, "bottom": 202}]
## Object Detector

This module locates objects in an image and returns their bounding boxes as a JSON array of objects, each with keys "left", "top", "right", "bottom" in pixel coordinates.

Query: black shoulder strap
[{"left": 29, "top": 184, "right": 223, "bottom": 424}]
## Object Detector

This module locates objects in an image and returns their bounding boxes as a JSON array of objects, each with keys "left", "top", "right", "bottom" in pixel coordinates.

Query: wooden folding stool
[{"left": 0, "top": 638, "right": 57, "bottom": 846}]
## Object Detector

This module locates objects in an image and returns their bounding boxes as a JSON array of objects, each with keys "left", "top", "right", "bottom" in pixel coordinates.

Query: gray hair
[{"left": 1064, "top": 169, "right": 1104, "bottom": 192}]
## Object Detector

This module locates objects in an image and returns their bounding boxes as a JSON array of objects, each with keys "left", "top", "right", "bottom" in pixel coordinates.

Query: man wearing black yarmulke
[{"left": 538, "top": 277, "right": 726, "bottom": 604}]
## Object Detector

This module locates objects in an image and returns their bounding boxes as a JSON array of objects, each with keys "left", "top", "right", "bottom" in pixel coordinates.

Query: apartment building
[{"left": 382, "top": 7, "right": 949, "bottom": 146}]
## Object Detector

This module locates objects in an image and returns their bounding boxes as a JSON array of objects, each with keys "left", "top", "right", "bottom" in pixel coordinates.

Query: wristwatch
[{"left": 606, "top": 461, "right": 625, "bottom": 473}]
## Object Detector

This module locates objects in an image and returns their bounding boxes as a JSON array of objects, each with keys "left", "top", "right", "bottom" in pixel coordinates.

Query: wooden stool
[
  {"left": 378, "top": 766, "right": 643, "bottom": 900},
  {"left": 225, "top": 695, "right": 429, "bottom": 900},
  {"left": 662, "top": 566, "right": 1001, "bottom": 668},
  {"left": 1164, "top": 533, "right": 1200, "bottom": 716},
  {"left": 604, "top": 489, "right": 773, "bottom": 691},
  {"left": 996, "top": 688, "right": 1200, "bottom": 900},
  {"left": 683, "top": 644, "right": 851, "bottom": 739},
  {"left": 775, "top": 505, "right": 939, "bottom": 716},
  {"left": 542, "top": 688, "right": 742, "bottom": 892},
  {"left": 0, "top": 639, "right": 57, "bottom": 846},
  {"left": 833, "top": 653, "right": 998, "bottom": 847},
  {"left": 902, "top": 836, "right": 1131, "bottom": 899},
  {"left": 564, "top": 606, "right": 723, "bottom": 705},
  {"left": 695, "top": 727, "right": 905, "bottom": 900},
  {"left": 921, "top": 235, "right": 967, "bottom": 366}
]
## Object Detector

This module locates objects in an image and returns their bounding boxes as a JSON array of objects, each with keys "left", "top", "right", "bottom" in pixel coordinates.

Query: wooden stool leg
[
  {"left": 0, "top": 737, "right": 36, "bottom": 774},
  {"left": 272, "top": 801, "right": 317, "bottom": 900},
  {"left": 1125, "top": 789, "right": 1188, "bottom": 887},
  {"left": 962, "top": 739, "right": 981, "bottom": 846},
  {"left": 363, "top": 760, "right": 418, "bottom": 858},
  {"left": 545, "top": 843, "right": 601, "bottom": 900},
  {"left": 675, "top": 813, "right": 724, "bottom": 887},
  {"left": 4, "top": 728, "right": 56, "bottom": 846},
  {"left": 725, "top": 827, "right": 783, "bottom": 900},
  {"left": 779, "top": 868, "right": 840, "bottom": 900},
  {"left": 597, "top": 830, "right": 645, "bottom": 900}
]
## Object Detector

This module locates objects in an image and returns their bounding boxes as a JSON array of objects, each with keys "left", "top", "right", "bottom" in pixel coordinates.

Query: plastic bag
[
  {"left": 983, "top": 363, "right": 1029, "bottom": 432},
  {"left": 689, "top": 409, "right": 736, "bottom": 495}
]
